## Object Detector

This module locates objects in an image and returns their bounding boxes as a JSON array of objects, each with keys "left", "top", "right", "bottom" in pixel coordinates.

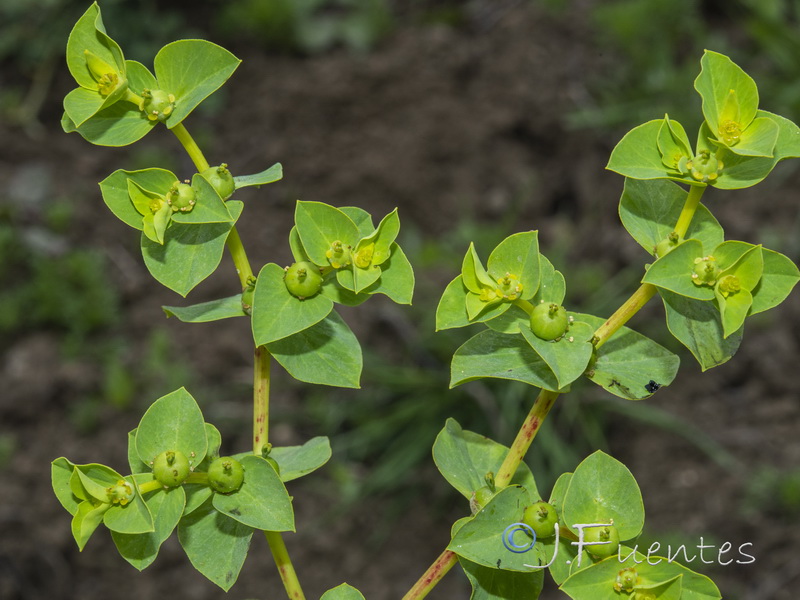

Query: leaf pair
[{"left": 63, "top": 3, "right": 240, "bottom": 146}]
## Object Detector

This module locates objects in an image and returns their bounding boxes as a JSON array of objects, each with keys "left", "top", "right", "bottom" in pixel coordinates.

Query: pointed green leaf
[
  {"left": 542, "top": 472, "right": 575, "bottom": 585},
  {"left": 64, "top": 85, "right": 116, "bottom": 128},
  {"left": 141, "top": 201, "right": 243, "bottom": 297},
  {"left": 761, "top": 110, "right": 800, "bottom": 160},
  {"left": 295, "top": 201, "right": 360, "bottom": 266},
  {"left": 366, "top": 243, "right": 414, "bottom": 304},
  {"left": 436, "top": 276, "right": 472, "bottom": 330},
  {"left": 711, "top": 116, "right": 778, "bottom": 157},
  {"left": 352, "top": 263, "right": 382, "bottom": 293},
  {"left": 339, "top": 206, "right": 374, "bottom": 236},
  {"left": 717, "top": 288, "right": 753, "bottom": 339},
  {"left": 450, "top": 329, "right": 560, "bottom": 391},
  {"left": 519, "top": 321, "right": 594, "bottom": 389},
  {"left": 75, "top": 463, "right": 127, "bottom": 503},
  {"left": 643, "top": 239, "right": 714, "bottom": 300},
  {"left": 661, "top": 289, "right": 743, "bottom": 371},
  {"left": 153, "top": 40, "right": 241, "bottom": 128},
  {"left": 607, "top": 120, "right": 677, "bottom": 181},
  {"left": 135, "top": 387, "right": 208, "bottom": 466},
  {"left": 356, "top": 208, "right": 399, "bottom": 266},
  {"left": 321, "top": 583, "right": 366, "bottom": 600},
  {"left": 657, "top": 116, "right": 693, "bottom": 171},
  {"left": 562, "top": 451, "right": 644, "bottom": 540},
  {"left": 252, "top": 263, "right": 333, "bottom": 344},
  {"left": 163, "top": 295, "right": 247, "bottom": 323},
  {"left": 64, "top": 60, "right": 159, "bottom": 146},
  {"left": 212, "top": 456, "right": 294, "bottom": 531},
  {"left": 99, "top": 167, "right": 176, "bottom": 230},
  {"left": 267, "top": 311, "right": 362, "bottom": 388},
  {"left": 127, "top": 430, "right": 150, "bottom": 474},
  {"left": 103, "top": 475, "right": 154, "bottom": 534},
  {"left": 575, "top": 313, "right": 679, "bottom": 400},
  {"left": 462, "top": 242, "right": 497, "bottom": 293},
  {"left": 619, "top": 178, "right": 724, "bottom": 256},
  {"left": 460, "top": 556, "right": 545, "bottom": 600},
  {"left": 66, "top": 2, "right": 125, "bottom": 90},
  {"left": 270, "top": 437, "right": 332, "bottom": 482},
  {"left": 71, "top": 500, "right": 110, "bottom": 551},
  {"left": 750, "top": 248, "right": 800, "bottom": 315},
  {"left": 695, "top": 51, "right": 759, "bottom": 140},
  {"left": 233, "top": 163, "right": 283, "bottom": 189},
  {"left": 486, "top": 231, "right": 540, "bottom": 301},
  {"left": 171, "top": 174, "right": 233, "bottom": 225},
  {"left": 177, "top": 497, "right": 254, "bottom": 591},
  {"left": 111, "top": 478, "right": 186, "bottom": 570},
  {"left": 716, "top": 243, "right": 762, "bottom": 290},
  {"left": 448, "top": 485, "right": 546, "bottom": 571},
  {"left": 52, "top": 458, "right": 80, "bottom": 516},
  {"left": 320, "top": 276, "right": 370, "bottom": 306},
  {"left": 466, "top": 291, "right": 509, "bottom": 321},
  {"left": 289, "top": 226, "right": 311, "bottom": 263},
  {"left": 433, "top": 418, "right": 538, "bottom": 501}
]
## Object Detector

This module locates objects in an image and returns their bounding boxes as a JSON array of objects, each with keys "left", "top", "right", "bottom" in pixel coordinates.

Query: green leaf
[
  {"left": 460, "top": 556, "right": 545, "bottom": 599},
  {"left": 135, "top": 387, "right": 208, "bottom": 467},
  {"left": 339, "top": 206, "right": 374, "bottom": 236},
  {"left": 519, "top": 321, "right": 594, "bottom": 389},
  {"left": 66, "top": 2, "right": 125, "bottom": 90},
  {"left": 153, "top": 40, "right": 241, "bottom": 128},
  {"left": 267, "top": 311, "right": 362, "bottom": 388},
  {"left": 575, "top": 313, "right": 679, "bottom": 400},
  {"left": 433, "top": 418, "right": 539, "bottom": 501},
  {"left": 252, "top": 263, "right": 334, "bottom": 344},
  {"left": 127, "top": 429, "right": 150, "bottom": 474},
  {"left": 74, "top": 463, "right": 127, "bottom": 503},
  {"left": 356, "top": 208, "right": 399, "bottom": 267},
  {"left": 233, "top": 162, "right": 283, "bottom": 189},
  {"left": 321, "top": 583, "right": 366, "bottom": 600},
  {"left": 163, "top": 295, "right": 247, "bottom": 323},
  {"left": 177, "top": 497, "right": 253, "bottom": 591},
  {"left": 320, "top": 276, "right": 370, "bottom": 306},
  {"left": 351, "top": 263, "right": 382, "bottom": 294},
  {"left": 607, "top": 121, "right": 679, "bottom": 182},
  {"left": 63, "top": 60, "right": 158, "bottom": 146},
  {"left": 289, "top": 226, "right": 311, "bottom": 263},
  {"left": 171, "top": 174, "right": 233, "bottom": 225},
  {"left": 486, "top": 231, "right": 540, "bottom": 301},
  {"left": 715, "top": 116, "right": 778, "bottom": 157},
  {"left": 694, "top": 51, "right": 759, "bottom": 147},
  {"left": 642, "top": 239, "right": 714, "bottom": 300},
  {"left": 716, "top": 243, "right": 762, "bottom": 289},
  {"left": 542, "top": 472, "right": 575, "bottom": 585},
  {"left": 436, "top": 276, "right": 473, "bottom": 330},
  {"left": 560, "top": 548, "right": 720, "bottom": 600},
  {"left": 365, "top": 243, "right": 415, "bottom": 304},
  {"left": 466, "top": 290, "right": 511, "bottom": 322},
  {"left": 718, "top": 288, "right": 752, "bottom": 339},
  {"left": 111, "top": 478, "right": 186, "bottom": 570},
  {"left": 562, "top": 451, "right": 644, "bottom": 541},
  {"left": 657, "top": 115, "right": 693, "bottom": 171},
  {"left": 270, "top": 436, "right": 332, "bottom": 482},
  {"left": 448, "top": 485, "right": 546, "bottom": 572},
  {"left": 750, "top": 248, "right": 800, "bottom": 315},
  {"left": 450, "top": 329, "right": 560, "bottom": 391},
  {"left": 103, "top": 475, "right": 155, "bottom": 535},
  {"left": 212, "top": 456, "right": 294, "bottom": 531},
  {"left": 71, "top": 500, "right": 110, "bottom": 551},
  {"left": 295, "top": 201, "right": 360, "bottom": 266},
  {"left": 99, "top": 167, "right": 177, "bottom": 231},
  {"left": 141, "top": 201, "right": 243, "bottom": 297},
  {"left": 761, "top": 110, "right": 800, "bottom": 160},
  {"left": 64, "top": 85, "right": 116, "bottom": 128},
  {"left": 661, "top": 290, "right": 743, "bottom": 371},
  {"left": 462, "top": 242, "right": 497, "bottom": 294},
  {"left": 619, "top": 178, "right": 724, "bottom": 256},
  {"left": 52, "top": 458, "right": 80, "bottom": 516}
]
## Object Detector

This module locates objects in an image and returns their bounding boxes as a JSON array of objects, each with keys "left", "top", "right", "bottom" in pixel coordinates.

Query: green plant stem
[
  {"left": 123, "top": 88, "right": 143, "bottom": 106},
  {"left": 264, "top": 531, "right": 306, "bottom": 600},
  {"left": 254, "top": 345, "right": 271, "bottom": 454},
  {"left": 226, "top": 226, "right": 255, "bottom": 289},
  {"left": 674, "top": 184, "right": 706, "bottom": 238},
  {"left": 171, "top": 123, "right": 210, "bottom": 172},
  {"left": 401, "top": 549, "right": 459, "bottom": 600},
  {"left": 137, "top": 479, "right": 162, "bottom": 494},
  {"left": 592, "top": 283, "right": 658, "bottom": 349},
  {"left": 494, "top": 388, "right": 560, "bottom": 489}
]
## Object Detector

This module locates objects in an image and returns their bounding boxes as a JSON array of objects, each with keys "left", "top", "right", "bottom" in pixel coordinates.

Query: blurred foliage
[
  {"left": 742, "top": 465, "right": 800, "bottom": 518},
  {"left": 571, "top": 0, "right": 800, "bottom": 133}
]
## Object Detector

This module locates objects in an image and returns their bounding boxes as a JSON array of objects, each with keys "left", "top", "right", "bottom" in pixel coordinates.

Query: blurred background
[{"left": 1, "top": 0, "right": 800, "bottom": 598}]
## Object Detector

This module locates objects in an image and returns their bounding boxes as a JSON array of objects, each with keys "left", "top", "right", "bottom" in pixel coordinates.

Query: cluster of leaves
[
  {"left": 436, "top": 231, "right": 679, "bottom": 401},
  {"left": 434, "top": 420, "right": 721, "bottom": 599},
  {"left": 52, "top": 388, "right": 331, "bottom": 590}
]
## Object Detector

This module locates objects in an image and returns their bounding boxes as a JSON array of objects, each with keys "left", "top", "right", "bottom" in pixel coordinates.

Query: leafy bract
[
  {"left": 486, "top": 231, "right": 540, "bottom": 301},
  {"left": 321, "top": 584, "right": 366, "bottom": 600},
  {"left": 433, "top": 418, "right": 538, "bottom": 500},
  {"left": 519, "top": 321, "right": 594, "bottom": 389},
  {"left": 135, "top": 387, "right": 208, "bottom": 467},
  {"left": 270, "top": 437, "right": 332, "bottom": 482},
  {"left": 460, "top": 556, "right": 545, "bottom": 600},
  {"left": 643, "top": 239, "right": 714, "bottom": 300},
  {"left": 233, "top": 163, "right": 283, "bottom": 190},
  {"left": 750, "top": 248, "right": 800, "bottom": 315},
  {"left": 163, "top": 295, "right": 247, "bottom": 323},
  {"left": 153, "top": 40, "right": 241, "bottom": 128},
  {"left": 295, "top": 201, "right": 359, "bottom": 267},
  {"left": 266, "top": 311, "right": 362, "bottom": 388}
]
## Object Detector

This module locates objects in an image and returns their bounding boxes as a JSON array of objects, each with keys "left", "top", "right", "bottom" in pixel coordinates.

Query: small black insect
[
  {"left": 496, "top": 559, "right": 502, "bottom": 568},
  {"left": 644, "top": 380, "right": 661, "bottom": 393}
]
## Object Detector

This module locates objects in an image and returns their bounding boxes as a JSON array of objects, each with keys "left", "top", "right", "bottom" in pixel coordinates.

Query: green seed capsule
[
  {"left": 152, "top": 450, "right": 191, "bottom": 487},
  {"left": 691, "top": 255, "right": 719, "bottom": 287},
  {"left": 522, "top": 501, "right": 559, "bottom": 538},
  {"left": 208, "top": 457, "right": 244, "bottom": 494},
  {"left": 583, "top": 524, "right": 620, "bottom": 558},
  {"left": 140, "top": 88, "right": 175, "bottom": 122},
  {"left": 166, "top": 182, "right": 197, "bottom": 213},
  {"left": 106, "top": 479, "right": 135, "bottom": 506},
  {"left": 614, "top": 567, "right": 639, "bottom": 593},
  {"left": 470, "top": 485, "right": 495, "bottom": 515},
  {"left": 200, "top": 164, "right": 235, "bottom": 200},
  {"left": 530, "top": 302, "right": 569, "bottom": 341},
  {"left": 654, "top": 232, "right": 682, "bottom": 259},
  {"left": 284, "top": 261, "right": 323, "bottom": 299}
]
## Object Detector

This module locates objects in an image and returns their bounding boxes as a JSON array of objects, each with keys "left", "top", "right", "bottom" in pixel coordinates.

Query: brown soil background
[{"left": 2, "top": 2, "right": 799, "bottom": 599}]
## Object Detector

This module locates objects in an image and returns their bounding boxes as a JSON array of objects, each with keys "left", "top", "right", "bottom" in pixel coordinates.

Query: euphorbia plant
[{"left": 50, "top": 6, "right": 800, "bottom": 599}]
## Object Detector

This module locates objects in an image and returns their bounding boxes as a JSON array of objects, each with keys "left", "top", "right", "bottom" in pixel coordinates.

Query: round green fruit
[
  {"left": 522, "top": 501, "right": 558, "bottom": 538},
  {"left": 284, "top": 261, "right": 323, "bottom": 299},
  {"left": 140, "top": 89, "right": 175, "bottom": 122},
  {"left": 208, "top": 457, "right": 244, "bottom": 494},
  {"left": 153, "top": 450, "right": 191, "bottom": 487},
  {"left": 200, "top": 164, "right": 235, "bottom": 200},
  {"left": 654, "top": 232, "right": 682, "bottom": 258},
  {"left": 530, "top": 302, "right": 569, "bottom": 341},
  {"left": 166, "top": 182, "right": 196, "bottom": 213},
  {"left": 470, "top": 485, "right": 495, "bottom": 515},
  {"left": 583, "top": 524, "right": 620, "bottom": 558}
]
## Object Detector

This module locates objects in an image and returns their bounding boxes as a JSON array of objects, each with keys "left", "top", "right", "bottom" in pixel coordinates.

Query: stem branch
[
  {"left": 264, "top": 531, "right": 306, "bottom": 600},
  {"left": 171, "top": 122, "right": 210, "bottom": 172},
  {"left": 253, "top": 345, "right": 271, "bottom": 454},
  {"left": 674, "top": 185, "right": 706, "bottom": 239},
  {"left": 592, "top": 283, "right": 658, "bottom": 349},
  {"left": 401, "top": 549, "right": 459, "bottom": 600}
]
